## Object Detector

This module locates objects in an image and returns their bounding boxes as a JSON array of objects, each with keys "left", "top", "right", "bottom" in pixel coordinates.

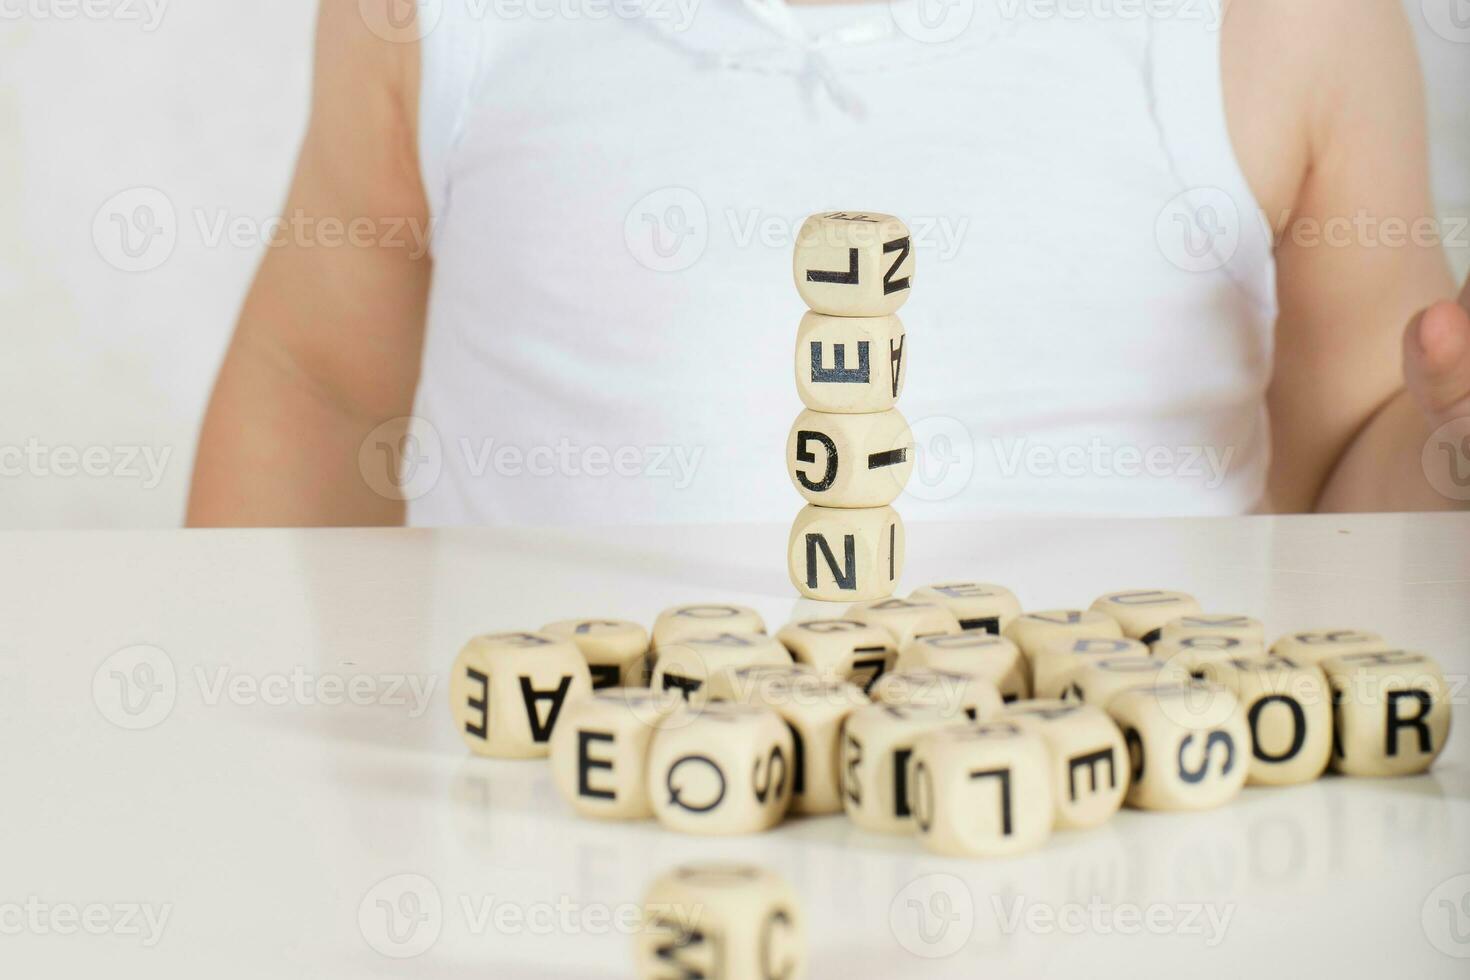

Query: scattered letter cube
[
  {"left": 647, "top": 702, "right": 795, "bottom": 834},
  {"left": 1004, "top": 700, "right": 1129, "bottom": 830},
  {"left": 1321, "top": 650, "right": 1451, "bottom": 777},
  {"left": 549, "top": 688, "right": 683, "bottom": 819},
  {"left": 909, "top": 722, "right": 1054, "bottom": 857},
  {"left": 541, "top": 618, "right": 650, "bottom": 690},
  {"left": 635, "top": 864, "right": 805, "bottom": 980},
  {"left": 449, "top": 631, "right": 593, "bottom": 759}
]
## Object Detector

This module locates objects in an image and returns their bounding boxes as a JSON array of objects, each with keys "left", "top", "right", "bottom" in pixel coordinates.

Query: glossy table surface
[{"left": 3, "top": 513, "right": 1468, "bottom": 977}]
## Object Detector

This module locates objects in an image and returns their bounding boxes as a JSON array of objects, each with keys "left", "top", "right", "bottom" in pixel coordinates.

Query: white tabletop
[{"left": 3, "top": 513, "right": 1468, "bottom": 977}]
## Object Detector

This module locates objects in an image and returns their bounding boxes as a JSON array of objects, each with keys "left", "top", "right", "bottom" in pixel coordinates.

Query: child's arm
[
  {"left": 1234, "top": 0, "right": 1469, "bottom": 512},
  {"left": 187, "top": 0, "right": 429, "bottom": 527}
]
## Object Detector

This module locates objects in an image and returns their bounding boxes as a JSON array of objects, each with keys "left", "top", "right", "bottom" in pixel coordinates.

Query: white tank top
[{"left": 410, "top": 0, "right": 1276, "bottom": 526}]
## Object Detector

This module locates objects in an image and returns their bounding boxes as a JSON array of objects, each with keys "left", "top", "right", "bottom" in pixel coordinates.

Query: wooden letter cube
[
  {"left": 1195, "top": 654, "right": 1332, "bottom": 785},
  {"left": 448, "top": 631, "right": 593, "bottom": 759},
  {"left": 1106, "top": 684, "right": 1249, "bottom": 811},
  {"left": 651, "top": 633, "right": 792, "bottom": 706},
  {"left": 1151, "top": 633, "right": 1265, "bottom": 677},
  {"left": 724, "top": 671, "right": 869, "bottom": 815},
  {"left": 793, "top": 211, "right": 913, "bottom": 317},
  {"left": 1320, "top": 650, "right": 1451, "bottom": 777},
  {"left": 652, "top": 604, "right": 766, "bottom": 651},
  {"left": 1004, "top": 609, "right": 1123, "bottom": 661},
  {"left": 1004, "top": 700, "right": 1129, "bottom": 830},
  {"left": 776, "top": 618, "right": 897, "bottom": 692},
  {"left": 796, "top": 310, "right": 906, "bottom": 413},
  {"left": 541, "top": 618, "right": 650, "bottom": 690},
  {"left": 846, "top": 595, "right": 959, "bottom": 647},
  {"left": 1159, "top": 614, "right": 1265, "bottom": 644},
  {"left": 839, "top": 703, "right": 956, "bottom": 833},
  {"left": 870, "top": 668, "right": 1004, "bottom": 721},
  {"left": 788, "top": 505, "right": 903, "bottom": 602},
  {"left": 897, "top": 632, "right": 1029, "bottom": 701},
  {"left": 910, "top": 722, "right": 1054, "bottom": 857},
  {"left": 647, "top": 701, "right": 795, "bottom": 834},
  {"left": 1090, "top": 590, "right": 1201, "bottom": 643},
  {"left": 787, "top": 408, "right": 913, "bottom": 508},
  {"left": 635, "top": 864, "right": 805, "bottom": 980},
  {"left": 1269, "top": 628, "right": 1385, "bottom": 666},
  {"left": 1030, "top": 636, "right": 1149, "bottom": 701},
  {"left": 549, "top": 688, "right": 683, "bottom": 819},
  {"left": 1058, "top": 654, "right": 1192, "bottom": 707},
  {"left": 911, "top": 581, "right": 1022, "bottom": 634}
]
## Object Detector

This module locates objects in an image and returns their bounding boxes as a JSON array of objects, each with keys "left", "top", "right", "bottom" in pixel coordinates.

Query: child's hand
[{"left": 1403, "top": 276, "right": 1470, "bottom": 434}]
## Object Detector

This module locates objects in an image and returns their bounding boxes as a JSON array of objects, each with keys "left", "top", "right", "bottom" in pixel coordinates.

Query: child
[{"left": 188, "top": 0, "right": 1470, "bottom": 526}]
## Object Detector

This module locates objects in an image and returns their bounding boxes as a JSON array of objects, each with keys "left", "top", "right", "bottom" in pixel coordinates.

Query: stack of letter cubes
[{"left": 787, "top": 211, "right": 916, "bottom": 601}]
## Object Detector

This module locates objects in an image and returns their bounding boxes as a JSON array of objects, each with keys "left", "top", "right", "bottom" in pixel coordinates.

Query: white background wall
[{"left": 1, "top": 1, "right": 1467, "bottom": 529}]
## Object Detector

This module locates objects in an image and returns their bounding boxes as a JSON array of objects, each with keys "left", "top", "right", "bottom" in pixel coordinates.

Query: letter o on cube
[{"left": 647, "top": 702, "right": 794, "bottom": 835}]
